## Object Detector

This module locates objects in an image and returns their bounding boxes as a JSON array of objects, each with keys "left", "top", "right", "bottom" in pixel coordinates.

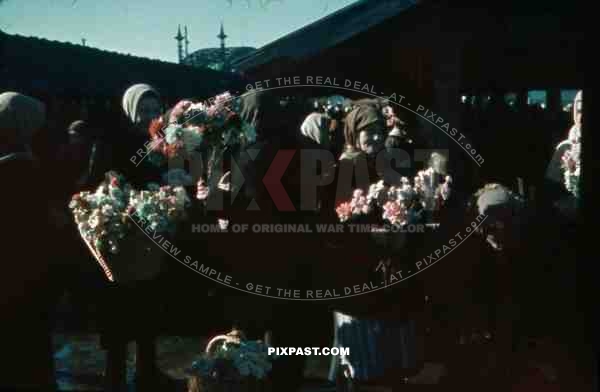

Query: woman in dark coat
[
  {"left": 317, "top": 103, "right": 421, "bottom": 388},
  {"left": 96, "top": 83, "right": 176, "bottom": 392},
  {"left": 215, "top": 89, "right": 318, "bottom": 390},
  {"left": 0, "top": 92, "right": 57, "bottom": 391}
]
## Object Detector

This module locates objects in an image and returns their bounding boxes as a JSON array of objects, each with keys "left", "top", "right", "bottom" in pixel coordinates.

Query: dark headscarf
[
  {"left": 343, "top": 104, "right": 384, "bottom": 152},
  {"left": 238, "top": 89, "right": 287, "bottom": 143}
]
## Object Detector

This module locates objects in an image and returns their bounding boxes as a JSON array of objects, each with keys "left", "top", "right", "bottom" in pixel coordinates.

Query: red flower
[{"left": 148, "top": 118, "right": 165, "bottom": 140}]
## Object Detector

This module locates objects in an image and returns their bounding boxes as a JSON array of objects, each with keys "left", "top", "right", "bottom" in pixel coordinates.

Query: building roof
[
  {"left": 231, "top": 0, "right": 418, "bottom": 71},
  {"left": 0, "top": 31, "right": 243, "bottom": 97}
]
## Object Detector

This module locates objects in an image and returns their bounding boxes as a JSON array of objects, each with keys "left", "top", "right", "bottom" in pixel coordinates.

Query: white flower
[
  {"left": 218, "top": 219, "right": 229, "bottom": 230},
  {"left": 187, "top": 102, "right": 207, "bottom": 112},
  {"left": 164, "top": 125, "right": 182, "bottom": 144}
]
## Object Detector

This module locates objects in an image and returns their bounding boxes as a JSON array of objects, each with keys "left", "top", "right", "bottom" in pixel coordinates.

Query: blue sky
[{"left": 0, "top": 0, "right": 357, "bottom": 62}]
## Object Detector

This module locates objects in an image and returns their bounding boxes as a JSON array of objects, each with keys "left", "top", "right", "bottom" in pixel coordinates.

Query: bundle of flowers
[
  {"left": 187, "top": 334, "right": 276, "bottom": 392},
  {"left": 69, "top": 171, "right": 191, "bottom": 281},
  {"left": 561, "top": 141, "right": 580, "bottom": 198},
  {"left": 69, "top": 171, "right": 134, "bottom": 256},
  {"left": 128, "top": 183, "right": 191, "bottom": 233},
  {"left": 335, "top": 168, "right": 452, "bottom": 226},
  {"left": 148, "top": 92, "right": 256, "bottom": 162}
]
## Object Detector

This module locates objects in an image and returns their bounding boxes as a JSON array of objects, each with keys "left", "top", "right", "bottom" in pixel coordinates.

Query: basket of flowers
[
  {"left": 335, "top": 167, "right": 451, "bottom": 249},
  {"left": 186, "top": 329, "right": 276, "bottom": 392},
  {"left": 69, "top": 171, "right": 191, "bottom": 283}
]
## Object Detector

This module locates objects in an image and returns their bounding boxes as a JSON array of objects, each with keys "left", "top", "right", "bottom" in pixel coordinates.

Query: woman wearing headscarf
[
  {"left": 0, "top": 92, "right": 57, "bottom": 391},
  {"left": 300, "top": 111, "right": 332, "bottom": 148},
  {"left": 99, "top": 83, "right": 163, "bottom": 188},
  {"left": 98, "top": 83, "right": 177, "bottom": 392},
  {"left": 334, "top": 103, "right": 385, "bottom": 204},
  {"left": 464, "top": 184, "right": 527, "bottom": 379},
  {"left": 320, "top": 103, "right": 420, "bottom": 389},
  {"left": 544, "top": 90, "right": 581, "bottom": 220},
  {"left": 216, "top": 89, "right": 317, "bottom": 391},
  {"left": 298, "top": 111, "right": 339, "bottom": 220}
]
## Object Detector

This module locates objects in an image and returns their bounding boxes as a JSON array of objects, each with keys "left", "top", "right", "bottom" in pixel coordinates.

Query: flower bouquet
[
  {"left": 333, "top": 168, "right": 451, "bottom": 258},
  {"left": 186, "top": 332, "right": 275, "bottom": 392},
  {"left": 335, "top": 168, "right": 452, "bottom": 227},
  {"left": 69, "top": 171, "right": 191, "bottom": 283},
  {"left": 561, "top": 141, "right": 580, "bottom": 199},
  {"left": 147, "top": 92, "right": 256, "bottom": 193}
]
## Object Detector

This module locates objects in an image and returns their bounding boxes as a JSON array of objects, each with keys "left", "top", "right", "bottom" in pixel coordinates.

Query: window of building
[
  {"left": 560, "top": 89, "right": 578, "bottom": 112},
  {"left": 527, "top": 90, "right": 547, "bottom": 109}
]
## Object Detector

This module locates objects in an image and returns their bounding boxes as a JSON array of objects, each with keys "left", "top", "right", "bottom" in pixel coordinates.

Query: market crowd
[{"left": 0, "top": 84, "right": 582, "bottom": 391}]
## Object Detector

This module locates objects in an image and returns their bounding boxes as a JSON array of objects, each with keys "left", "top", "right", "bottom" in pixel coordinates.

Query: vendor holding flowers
[
  {"left": 334, "top": 103, "right": 386, "bottom": 205},
  {"left": 95, "top": 83, "right": 178, "bottom": 392}
]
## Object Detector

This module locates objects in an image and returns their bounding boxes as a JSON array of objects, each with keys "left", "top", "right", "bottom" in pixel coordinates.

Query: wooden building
[
  {"left": 0, "top": 30, "right": 245, "bottom": 105},
  {"left": 232, "top": 0, "right": 584, "bottom": 187}
]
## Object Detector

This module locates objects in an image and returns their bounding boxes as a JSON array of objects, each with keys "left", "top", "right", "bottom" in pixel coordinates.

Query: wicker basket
[
  {"left": 187, "top": 333, "right": 273, "bottom": 392},
  {"left": 81, "top": 226, "right": 166, "bottom": 284}
]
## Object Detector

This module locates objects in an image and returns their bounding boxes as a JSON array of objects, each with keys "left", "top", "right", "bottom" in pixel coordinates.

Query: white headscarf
[
  {"left": 546, "top": 90, "right": 582, "bottom": 183},
  {"left": 300, "top": 112, "right": 330, "bottom": 145},
  {"left": 573, "top": 90, "right": 582, "bottom": 124},
  {"left": 121, "top": 83, "right": 160, "bottom": 124},
  {"left": 0, "top": 92, "right": 46, "bottom": 162}
]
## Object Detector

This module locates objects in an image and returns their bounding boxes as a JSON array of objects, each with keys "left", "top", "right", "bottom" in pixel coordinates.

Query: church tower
[
  {"left": 218, "top": 22, "right": 229, "bottom": 72},
  {"left": 175, "top": 25, "right": 184, "bottom": 63}
]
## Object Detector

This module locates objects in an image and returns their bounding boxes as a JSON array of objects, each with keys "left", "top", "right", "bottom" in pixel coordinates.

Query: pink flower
[
  {"left": 169, "top": 100, "right": 193, "bottom": 123},
  {"left": 353, "top": 189, "right": 365, "bottom": 199},
  {"left": 336, "top": 202, "right": 353, "bottom": 222},
  {"left": 382, "top": 200, "right": 407, "bottom": 225},
  {"left": 350, "top": 189, "right": 369, "bottom": 215},
  {"left": 214, "top": 92, "right": 233, "bottom": 107}
]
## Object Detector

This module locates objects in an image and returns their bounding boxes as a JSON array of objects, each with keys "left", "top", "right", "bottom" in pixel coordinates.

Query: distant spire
[
  {"left": 175, "top": 25, "right": 184, "bottom": 64},
  {"left": 218, "top": 22, "right": 229, "bottom": 72},
  {"left": 184, "top": 26, "right": 189, "bottom": 58},
  {"left": 218, "top": 22, "right": 227, "bottom": 45},
  {"left": 81, "top": 38, "right": 86, "bottom": 46}
]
